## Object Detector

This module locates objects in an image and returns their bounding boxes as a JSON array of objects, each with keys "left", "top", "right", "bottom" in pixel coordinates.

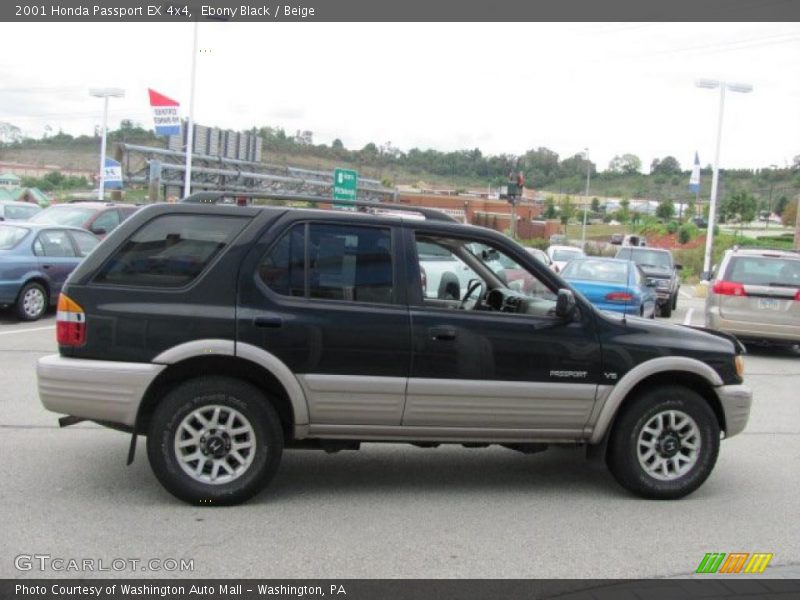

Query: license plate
[{"left": 758, "top": 298, "right": 780, "bottom": 310}]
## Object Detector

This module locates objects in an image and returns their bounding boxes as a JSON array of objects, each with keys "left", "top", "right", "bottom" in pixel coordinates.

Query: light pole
[
  {"left": 581, "top": 148, "right": 591, "bottom": 248},
  {"left": 184, "top": 20, "right": 199, "bottom": 196},
  {"left": 695, "top": 79, "right": 753, "bottom": 279},
  {"left": 89, "top": 87, "right": 125, "bottom": 200}
]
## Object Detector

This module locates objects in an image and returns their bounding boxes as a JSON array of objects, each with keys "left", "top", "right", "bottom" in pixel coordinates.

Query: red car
[{"left": 28, "top": 202, "right": 139, "bottom": 238}]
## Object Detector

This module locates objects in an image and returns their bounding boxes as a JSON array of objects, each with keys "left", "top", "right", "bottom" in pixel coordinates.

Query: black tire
[
  {"left": 147, "top": 376, "right": 284, "bottom": 506},
  {"left": 15, "top": 282, "right": 48, "bottom": 321},
  {"left": 672, "top": 292, "right": 678, "bottom": 311},
  {"left": 660, "top": 300, "right": 673, "bottom": 318},
  {"left": 607, "top": 385, "right": 720, "bottom": 499}
]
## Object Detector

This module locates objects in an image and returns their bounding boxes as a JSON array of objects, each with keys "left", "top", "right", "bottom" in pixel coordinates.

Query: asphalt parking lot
[{"left": 2, "top": 291, "right": 798, "bottom": 579}]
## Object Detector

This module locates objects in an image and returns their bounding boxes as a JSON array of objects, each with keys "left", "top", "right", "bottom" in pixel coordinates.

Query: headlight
[
  {"left": 656, "top": 279, "right": 670, "bottom": 289},
  {"left": 735, "top": 355, "right": 745, "bottom": 377}
]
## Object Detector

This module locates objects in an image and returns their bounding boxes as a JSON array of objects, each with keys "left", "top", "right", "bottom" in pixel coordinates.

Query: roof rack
[{"left": 180, "top": 191, "right": 459, "bottom": 223}]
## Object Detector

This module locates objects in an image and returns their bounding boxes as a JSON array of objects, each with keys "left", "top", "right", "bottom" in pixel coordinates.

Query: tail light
[
  {"left": 420, "top": 265, "right": 427, "bottom": 296},
  {"left": 606, "top": 292, "right": 633, "bottom": 303},
  {"left": 713, "top": 281, "right": 746, "bottom": 297},
  {"left": 56, "top": 294, "right": 86, "bottom": 347},
  {"left": 794, "top": 290, "right": 800, "bottom": 301}
]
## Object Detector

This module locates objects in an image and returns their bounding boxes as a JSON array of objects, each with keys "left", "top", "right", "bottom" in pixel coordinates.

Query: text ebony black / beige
[{"left": 38, "top": 202, "right": 752, "bottom": 505}]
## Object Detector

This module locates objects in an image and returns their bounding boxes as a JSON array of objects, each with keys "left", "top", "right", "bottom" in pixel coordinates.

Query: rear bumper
[
  {"left": 715, "top": 384, "right": 752, "bottom": 439},
  {"left": 706, "top": 308, "right": 800, "bottom": 344},
  {"left": 37, "top": 354, "right": 164, "bottom": 427}
]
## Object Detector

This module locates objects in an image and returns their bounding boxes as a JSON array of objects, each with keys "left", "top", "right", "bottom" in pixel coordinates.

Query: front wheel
[
  {"left": 660, "top": 300, "right": 673, "bottom": 318},
  {"left": 147, "top": 376, "right": 284, "bottom": 505},
  {"left": 607, "top": 385, "right": 720, "bottom": 499}
]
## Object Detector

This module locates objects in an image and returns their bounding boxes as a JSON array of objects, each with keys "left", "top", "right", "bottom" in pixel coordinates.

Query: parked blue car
[
  {"left": 0, "top": 223, "right": 99, "bottom": 321},
  {"left": 560, "top": 257, "right": 657, "bottom": 318}
]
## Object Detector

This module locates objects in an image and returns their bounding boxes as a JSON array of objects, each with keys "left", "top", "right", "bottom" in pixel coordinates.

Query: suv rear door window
[
  {"left": 94, "top": 214, "right": 248, "bottom": 287},
  {"left": 258, "top": 223, "right": 394, "bottom": 304}
]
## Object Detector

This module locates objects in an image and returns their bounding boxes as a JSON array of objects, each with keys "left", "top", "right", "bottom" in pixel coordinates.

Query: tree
[
  {"left": 522, "top": 146, "right": 560, "bottom": 187},
  {"left": 782, "top": 198, "right": 798, "bottom": 227},
  {"left": 591, "top": 197, "right": 600, "bottom": 213},
  {"left": 0, "top": 121, "right": 22, "bottom": 143},
  {"left": 656, "top": 199, "right": 675, "bottom": 221},
  {"left": 775, "top": 195, "right": 789, "bottom": 216},
  {"left": 559, "top": 197, "right": 575, "bottom": 229},
  {"left": 723, "top": 190, "right": 758, "bottom": 227},
  {"left": 543, "top": 196, "right": 557, "bottom": 219},
  {"left": 560, "top": 153, "right": 595, "bottom": 179},
  {"left": 331, "top": 138, "right": 344, "bottom": 150},
  {"left": 608, "top": 153, "right": 642, "bottom": 174},
  {"left": 650, "top": 156, "right": 681, "bottom": 175}
]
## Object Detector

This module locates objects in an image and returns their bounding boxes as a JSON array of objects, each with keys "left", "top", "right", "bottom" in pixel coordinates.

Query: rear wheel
[
  {"left": 147, "top": 376, "right": 283, "bottom": 505},
  {"left": 16, "top": 282, "right": 47, "bottom": 321},
  {"left": 607, "top": 385, "right": 719, "bottom": 499},
  {"left": 672, "top": 292, "right": 678, "bottom": 311}
]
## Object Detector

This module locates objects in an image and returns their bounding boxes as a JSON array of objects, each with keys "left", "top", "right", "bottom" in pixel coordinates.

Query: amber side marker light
[{"left": 735, "top": 355, "right": 745, "bottom": 378}]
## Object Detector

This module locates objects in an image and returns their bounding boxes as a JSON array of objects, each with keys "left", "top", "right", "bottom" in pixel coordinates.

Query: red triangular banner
[{"left": 148, "top": 88, "right": 180, "bottom": 107}]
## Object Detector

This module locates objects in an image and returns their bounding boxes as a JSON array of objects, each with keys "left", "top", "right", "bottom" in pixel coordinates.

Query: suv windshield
[
  {"left": 29, "top": 206, "right": 95, "bottom": 227},
  {"left": 617, "top": 248, "right": 672, "bottom": 269},
  {"left": 0, "top": 224, "right": 29, "bottom": 249}
]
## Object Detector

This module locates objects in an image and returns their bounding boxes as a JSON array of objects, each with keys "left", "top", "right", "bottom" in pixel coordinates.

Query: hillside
[{"left": 1, "top": 127, "right": 798, "bottom": 209}]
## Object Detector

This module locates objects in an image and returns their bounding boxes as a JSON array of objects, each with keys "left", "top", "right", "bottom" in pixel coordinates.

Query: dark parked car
[
  {"left": 0, "top": 200, "right": 42, "bottom": 221},
  {"left": 615, "top": 246, "right": 682, "bottom": 317},
  {"left": 0, "top": 223, "right": 99, "bottom": 320},
  {"left": 38, "top": 194, "right": 750, "bottom": 505},
  {"left": 28, "top": 202, "right": 139, "bottom": 238}
]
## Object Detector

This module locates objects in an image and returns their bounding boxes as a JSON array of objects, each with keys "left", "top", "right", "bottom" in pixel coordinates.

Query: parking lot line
[
  {"left": 0, "top": 325, "right": 55, "bottom": 336},
  {"left": 680, "top": 288, "right": 694, "bottom": 299},
  {"left": 683, "top": 308, "right": 695, "bottom": 325}
]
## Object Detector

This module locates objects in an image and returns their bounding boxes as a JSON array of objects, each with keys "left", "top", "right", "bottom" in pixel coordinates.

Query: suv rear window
[
  {"left": 724, "top": 256, "right": 800, "bottom": 287},
  {"left": 94, "top": 214, "right": 248, "bottom": 287}
]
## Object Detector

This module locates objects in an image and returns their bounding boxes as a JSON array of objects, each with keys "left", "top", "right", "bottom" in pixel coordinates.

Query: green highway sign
[{"left": 333, "top": 168, "right": 358, "bottom": 209}]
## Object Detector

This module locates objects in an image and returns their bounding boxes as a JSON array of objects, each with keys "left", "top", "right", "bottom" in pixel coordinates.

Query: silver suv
[{"left": 705, "top": 247, "right": 800, "bottom": 348}]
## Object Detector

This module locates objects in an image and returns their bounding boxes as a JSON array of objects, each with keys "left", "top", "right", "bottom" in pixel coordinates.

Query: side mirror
[
  {"left": 91, "top": 226, "right": 107, "bottom": 235},
  {"left": 556, "top": 289, "right": 577, "bottom": 320},
  {"left": 675, "top": 263, "right": 683, "bottom": 270}
]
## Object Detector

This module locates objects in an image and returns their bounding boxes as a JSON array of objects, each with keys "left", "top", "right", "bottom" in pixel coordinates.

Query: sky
[{"left": 0, "top": 22, "right": 798, "bottom": 173}]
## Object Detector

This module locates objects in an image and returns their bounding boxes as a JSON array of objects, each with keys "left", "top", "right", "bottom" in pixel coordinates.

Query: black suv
[
  {"left": 38, "top": 195, "right": 751, "bottom": 505},
  {"left": 615, "top": 246, "right": 682, "bottom": 317}
]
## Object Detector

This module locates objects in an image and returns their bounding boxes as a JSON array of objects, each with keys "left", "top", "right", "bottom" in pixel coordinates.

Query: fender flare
[
  {"left": 151, "top": 339, "right": 309, "bottom": 426},
  {"left": 588, "top": 356, "right": 722, "bottom": 444}
]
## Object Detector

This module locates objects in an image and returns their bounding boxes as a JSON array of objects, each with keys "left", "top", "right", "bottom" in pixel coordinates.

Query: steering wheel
[{"left": 459, "top": 279, "right": 485, "bottom": 310}]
